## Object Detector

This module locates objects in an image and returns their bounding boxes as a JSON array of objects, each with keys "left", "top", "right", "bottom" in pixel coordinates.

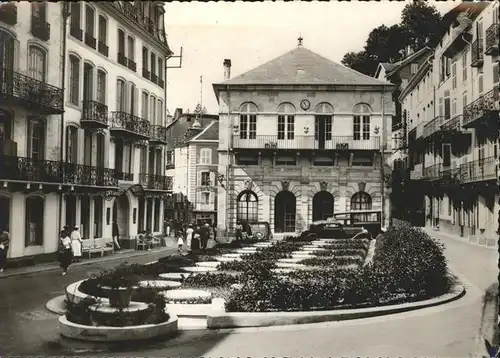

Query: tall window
[
  {"left": 93, "top": 196, "right": 103, "bottom": 238},
  {"left": 150, "top": 96, "right": 156, "bottom": 124},
  {"left": 494, "top": 63, "right": 500, "bottom": 85},
  {"left": 70, "top": 3, "right": 81, "bottom": 30},
  {"left": 353, "top": 104, "right": 371, "bottom": 140},
  {"left": 25, "top": 196, "right": 44, "bottom": 247},
  {"left": 129, "top": 83, "right": 136, "bottom": 114},
  {"left": 31, "top": 2, "right": 46, "bottom": 21},
  {"left": 237, "top": 190, "right": 258, "bottom": 222},
  {"left": 85, "top": 5, "right": 95, "bottom": 38},
  {"left": 451, "top": 98, "right": 457, "bottom": 117},
  {"left": 158, "top": 58, "right": 163, "bottom": 81},
  {"left": 96, "top": 70, "right": 106, "bottom": 104},
  {"left": 462, "top": 92, "right": 467, "bottom": 112},
  {"left": 127, "top": 36, "right": 134, "bottom": 61},
  {"left": 142, "top": 47, "right": 148, "bottom": 71},
  {"left": 28, "top": 46, "right": 46, "bottom": 82},
  {"left": 157, "top": 100, "right": 163, "bottom": 125},
  {"left": 451, "top": 62, "right": 457, "bottom": 90},
  {"left": 1, "top": 33, "right": 14, "bottom": 69},
  {"left": 201, "top": 172, "right": 210, "bottom": 186},
  {"left": 117, "top": 29, "right": 125, "bottom": 56},
  {"left": 98, "top": 15, "right": 107, "bottom": 46},
  {"left": 83, "top": 63, "right": 94, "bottom": 103},
  {"left": 478, "top": 74, "right": 484, "bottom": 94},
  {"left": 28, "top": 117, "right": 45, "bottom": 161},
  {"left": 140, "top": 147, "right": 147, "bottom": 173},
  {"left": 116, "top": 79, "right": 126, "bottom": 111},
  {"left": 142, "top": 91, "right": 149, "bottom": 119},
  {"left": 410, "top": 63, "right": 418, "bottom": 74},
  {"left": 150, "top": 53, "right": 156, "bottom": 76},
  {"left": 462, "top": 50, "right": 468, "bottom": 82},
  {"left": 199, "top": 148, "right": 211, "bottom": 164},
  {"left": 444, "top": 92, "right": 450, "bottom": 120},
  {"left": 277, "top": 103, "right": 295, "bottom": 140},
  {"left": 350, "top": 191, "right": 372, "bottom": 222},
  {"left": 239, "top": 103, "right": 257, "bottom": 139},
  {"left": 69, "top": 55, "right": 80, "bottom": 105},
  {"left": 66, "top": 126, "right": 78, "bottom": 163}
]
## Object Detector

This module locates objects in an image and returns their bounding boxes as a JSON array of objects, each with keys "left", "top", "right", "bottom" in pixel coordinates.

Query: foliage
[
  {"left": 65, "top": 297, "right": 97, "bottom": 326},
  {"left": 90, "top": 263, "right": 141, "bottom": 290},
  {"left": 400, "top": 1, "right": 442, "bottom": 51},
  {"left": 244, "top": 251, "right": 292, "bottom": 261},
  {"left": 341, "top": 51, "right": 378, "bottom": 76},
  {"left": 312, "top": 249, "right": 367, "bottom": 257},
  {"left": 299, "top": 256, "right": 364, "bottom": 267},
  {"left": 183, "top": 272, "right": 241, "bottom": 287},
  {"left": 218, "top": 259, "right": 277, "bottom": 273}
]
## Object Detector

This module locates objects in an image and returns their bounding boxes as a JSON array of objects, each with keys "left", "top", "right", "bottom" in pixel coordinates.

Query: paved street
[{"left": 0, "top": 230, "right": 497, "bottom": 357}]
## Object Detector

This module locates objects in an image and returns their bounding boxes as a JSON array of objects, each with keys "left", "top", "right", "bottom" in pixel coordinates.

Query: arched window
[
  {"left": 116, "top": 79, "right": 126, "bottom": 111},
  {"left": 66, "top": 125, "right": 78, "bottom": 163},
  {"left": 277, "top": 103, "right": 295, "bottom": 140},
  {"left": 96, "top": 69, "right": 106, "bottom": 104},
  {"left": 350, "top": 191, "right": 372, "bottom": 222},
  {"left": 69, "top": 54, "right": 80, "bottom": 105},
  {"left": 199, "top": 148, "right": 212, "bottom": 164},
  {"left": 157, "top": 99, "right": 163, "bottom": 125},
  {"left": 353, "top": 103, "right": 371, "bottom": 141},
  {"left": 83, "top": 62, "right": 95, "bottom": 102},
  {"left": 237, "top": 190, "right": 258, "bottom": 223},
  {"left": 149, "top": 95, "right": 156, "bottom": 124},
  {"left": 25, "top": 196, "right": 44, "bottom": 246},
  {"left": 1, "top": 31, "right": 15, "bottom": 69},
  {"left": 28, "top": 45, "right": 46, "bottom": 82},
  {"left": 141, "top": 91, "right": 149, "bottom": 119},
  {"left": 98, "top": 15, "right": 108, "bottom": 54},
  {"left": 239, "top": 102, "right": 257, "bottom": 140},
  {"left": 129, "top": 83, "right": 136, "bottom": 115},
  {"left": 315, "top": 102, "right": 334, "bottom": 114}
]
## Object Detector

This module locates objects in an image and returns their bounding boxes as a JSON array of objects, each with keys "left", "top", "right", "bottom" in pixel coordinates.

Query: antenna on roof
[{"left": 298, "top": 34, "right": 303, "bottom": 47}]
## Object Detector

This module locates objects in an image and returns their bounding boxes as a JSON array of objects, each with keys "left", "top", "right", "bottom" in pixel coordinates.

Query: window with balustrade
[
  {"left": 66, "top": 125, "right": 78, "bottom": 164},
  {"left": 239, "top": 103, "right": 257, "bottom": 139},
  {"left": 157, "top": 100, "right": 163, "bottom": 125},
  {"left": 98, "top": 15, "right": 107, "bottom": 55},
  {"left": 150, "top": 95, "right": 156, "bottom": 123},
  {"left": 85, "top": 5, "right": 95, "bottom": 48},
  {"left": 27, "top": 117, "right": 45, "bottom": 161},
  {"left": 96, "top": 70, "right": 106, "bottom": 104},
  {"left": 201, "top": 171, "right": 210, "bottom": 186},
  {"left": 277, "top": 103, "right": 295, "bottom": 140},
  {"left": 142, "top": 91, "right": 149, "bottom": 120},
  {"left": 69, "top": 55, "right": 80, "bottom": 105},
  {"left": 353, "top": 103, "right": 371, "bottom": 140},
  {"left": 28, "top": 45, "right": 46, "bottom": 82},
  {"left": 129, "top": 83, "right": 137, "bottom": 115},
  {"left": 127, "top": 36, "right": 135, "bottom": 64},
  {"left": 116, "top": 79, "right": 126, "bottom": 112}
]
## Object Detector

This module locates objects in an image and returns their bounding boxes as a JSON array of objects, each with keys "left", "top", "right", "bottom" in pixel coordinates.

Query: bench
[
  {"left": 136, "top": 235, "right": 162, "bottom": 250},
  {"left": 81, "top": 238, "right": 114, "bottom": 258}
]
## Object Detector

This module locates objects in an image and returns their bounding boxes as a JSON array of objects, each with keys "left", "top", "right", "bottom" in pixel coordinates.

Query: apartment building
[
  {"left": 165, "top": 111, "right": 219, "bottom": 225},
  {"left": 400, "top": 2, "right": 499, "bottom": 247},
  {"left": 0, "top": 1, "right": 174, "bottom": 262},
  {"left": 213, "top": 40, "right": 395, "bottom": 237}
]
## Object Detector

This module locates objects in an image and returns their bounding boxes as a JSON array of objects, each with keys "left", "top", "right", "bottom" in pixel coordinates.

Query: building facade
[
  {"left": 213, "top": 42, "right": 395, "bottom": 237},
  {"left": 0, "top": 1, "right": 173, "bottom": 262},
  {"left": 399, "top": 2, "right": 499, "bottom": 247}
]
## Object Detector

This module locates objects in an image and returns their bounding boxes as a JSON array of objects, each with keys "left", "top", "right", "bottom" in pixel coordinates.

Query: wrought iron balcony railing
[
  {"left": 110, "top": 111, "right": 151, "bottom": 139},
  {"left": 151, "top": 74, "right": 159, "bottom": 84},
  {"left": 485, "top": 23, "right": 499, "bottom": 56},
  {"left": 127, "top": 59, "right": 137, "bottom": 72},
  {"left": 143, "top": 17, "right": 156, "bottom": 36},
  {"left": 0, "top": 68, "right": 64, "bottom": 114},
  {"left": 0, "top": 156, "right": 118, "bottom": 187},
  {"left": 114, "top": 171, "right": 134, "bottom": 181},
  {"left": 149, "top": 125, "right": 167, "bottom": 144},
  {"left": 423, "top": 163, "right": 442, "bottom": 180},
  {"left": 139, "top": 173, "right": 173, "bottom": 191},
  {"left": 117, "top": 53, "right": 127, "bottom": 67},
  {"left": 460, "top": 157, "right": 498, "bottom": 183},
  {"left": 82, "top": 100, "right": 108, "bottom": 128},
  {"left": 441, "top": 167, "right": 461, "bottom": 186},
  {"left": 70, "top": 26, "right": 83, "bottom": 41},
  {"left": 0, "top": 3, "right": 17, "bottom": 25},
  {"left": 142, "top": 69, "right": 150, "bottom": 80},
  {"left": 31, "top": 16, "right": 50, "bottom": 41},
  {"left": 463, "top": 87, "right": 500, "bottom": 128},
  {"left": 471, "top": 39, "right": 484, "bottom": 67},
  {"left": 233, "top": 135, "right": 380, "bottom": 150},
  {"left": 441, "top": 115, "right": 464, "bottom": 132},
  {"left": 423, "top": 116, "right": 445, "bottom": 138},
  {"left": 158, "top": 78, "right": 165, "bottom": 89},
  {"left": 84, "top": 33, "right": 96, "bottom": 49},
  {"left": 98, "top": 41, "right": 108, "bottom": 57}
]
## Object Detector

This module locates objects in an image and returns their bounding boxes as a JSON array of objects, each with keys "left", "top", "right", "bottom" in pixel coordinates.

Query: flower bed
[
  {"left": 312, "top": 249, "right": 367, "bottom": 257},
  {"left": 299, "top": 256, "right": 365, "bottom": 267}
]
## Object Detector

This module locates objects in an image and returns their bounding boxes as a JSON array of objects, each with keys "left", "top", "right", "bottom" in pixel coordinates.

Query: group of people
[
  {"left": 57, "top": 225, "right": 83, "bottom": 276},
  {"left": 177, "top": 222, "right": 216, "bottom": 253}
]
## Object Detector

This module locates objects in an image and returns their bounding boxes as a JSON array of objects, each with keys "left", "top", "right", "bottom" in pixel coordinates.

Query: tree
[
  {"left": 401, "top": 1, "right": 442, "bottom": 52},
  {"left": 341, "top": 51, "right": 378, "bottom": 77},
  {"left": 364, "top": 24, "right": 410, "bottom": 63}
]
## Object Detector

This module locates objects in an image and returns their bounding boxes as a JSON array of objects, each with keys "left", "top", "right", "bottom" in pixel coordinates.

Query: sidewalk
[
  {"left": 0, "top": 238, "right": 179, "bottom": 279},
  {"left": 422, "top": 227, "right": 498, "bottom": 251}
]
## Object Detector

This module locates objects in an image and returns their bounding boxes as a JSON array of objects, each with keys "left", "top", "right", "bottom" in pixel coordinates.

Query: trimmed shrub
[
  {"left": 299, "top": 256, "right": 364, "bottom": 267},
  {"left": 183, "top": 272, "right": 240, "bottom": 287}
]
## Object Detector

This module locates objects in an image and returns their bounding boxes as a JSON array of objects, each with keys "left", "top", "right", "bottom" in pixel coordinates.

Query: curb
[
  {"left": 0, "top": 247, "right": 176, "bottom": 280},
  {"left": 206, "top": 284, "right": 466, "bottom": 329}
]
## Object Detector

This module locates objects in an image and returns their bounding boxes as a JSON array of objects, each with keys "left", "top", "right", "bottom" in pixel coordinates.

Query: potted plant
[{"left": 96, "top": 264, "right": 140, "bottom": 308}]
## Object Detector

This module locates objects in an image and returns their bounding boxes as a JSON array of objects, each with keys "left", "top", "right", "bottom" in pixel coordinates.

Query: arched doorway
[
  {"left": 237, "top": 190, "right": 259, "bottom": 223},
  {"left": 274, "top": 191, "right": 296, "bottom": 233},
  {"left": 312, "top": 191, "right": 334, "bottom": 221},
  {"left": 113, "top": 193, "right": 130, "bottom": 240},
  {"left": 350, "top": 191, "right": 372, "bottom": 222}
]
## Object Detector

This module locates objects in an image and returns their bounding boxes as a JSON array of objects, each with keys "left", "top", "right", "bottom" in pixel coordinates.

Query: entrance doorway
[
  {"left": 113, "top": 193, "right": 130, "bottom": 240},
  {"left": 274, "top": 191, "right": 296, "bottom": 233},
  {"left": 312, "top": 191, "right": 334, "bottom": 221},
  {"left": 315, "top": 116, "right": 332, "bottom": 150},
  {"left": 65, "top": 195, "right": 76, "bottom": 228},
  {"left": 0, "top": 196, "right": 10, "bottom": 231}
]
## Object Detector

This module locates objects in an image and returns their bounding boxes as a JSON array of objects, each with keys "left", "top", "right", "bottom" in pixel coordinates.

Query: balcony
[
  {"left": 423, "top": 163, "right": 442, "bottom": 181},
  {"left": 471, "top": 39, "right": 484, "bottom": 67},
  {"left": 151, "top": 74, "right": 158, "bottom": 84},
  {"left": 139, "top": 173, "right": 173, "bottom": 191},
  {"left": 98, "top": 41, "right": 108, "bottom": 57},
  {"left": 441, "top": 115, "right": 466, "bottom": 133},
  {"left": 143, "top": 17, "right": 156, "bottom": 36},
  {"left": 127, "top": 59, "right": 137, "bottom": 72},
  {"left": 31, "top": 16, "right": 50, "bottom": 41},
  {"left": 81, "top": 100, "right": 108, "bottom": 129},
  {"left": 443, "top": 22, "right": 473, "bottom": 58},
  {"left": 485, "top": 23, "right": 499, "bottom": 56},
  {"left": 463, "top": 87, "right": 499, "bottom": 129},
  {"left": 232, "top": 135, "right": 380, "bottom": 151},
  {"left": 158, "top": 78, "right": 165, "bottom": 89},
  {"left": 114, "top": 171, "right": 134, "bottom": 182},
  {"left": 422, "top": 116, "right": 445, "bottom": 138},
  {"left": 84, "top": 33, "right": 96, "bottom": 49},
  {"left": 0, "top": 68, "right": 63, "bottom": 114},
  {"left": 117, "top": 53, "right": 127, "bottom": 67},
  {"left": 441, "top": 167, "right": 461, "bottom": 187},
  {"left": 0, "top": 3, "right": 17, "bottom": 25},
  {"left": 0, "top": 156, "right": 118, "bottom": 187},
  {"left": 70, "top": 26, "right": 83, "bottom": 41},
  {"left": 410, "top": 163, "right": 423, "bottom": 180},
  {"left": 142, "top": 69, "right": 150, "bottom": 80},
  {"left": 110, "top": 112, "right": 151, "bottom": 140},
  {"left": 149, "top": 125, "right": 167, "bottom": 144},
  {"left": 460, "top": 157, "right": 498, "bottom": 184}
]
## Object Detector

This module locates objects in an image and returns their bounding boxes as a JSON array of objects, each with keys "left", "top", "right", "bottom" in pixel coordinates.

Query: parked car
[{"left": 248, "top": 221, "right": 272, "bottom": 240}]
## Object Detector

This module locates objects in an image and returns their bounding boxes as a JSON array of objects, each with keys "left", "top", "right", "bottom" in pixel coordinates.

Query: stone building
[{"left": 213, "top": 39, "right": 395, "bottom": 237}]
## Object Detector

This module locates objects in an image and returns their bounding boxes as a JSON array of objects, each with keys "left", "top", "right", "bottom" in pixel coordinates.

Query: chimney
[
  {"left": 223, "top": 59, "right": 231, "bottom": 80},
  {"left": 174, "top": 108, "right": 183, "bottom": 119}
]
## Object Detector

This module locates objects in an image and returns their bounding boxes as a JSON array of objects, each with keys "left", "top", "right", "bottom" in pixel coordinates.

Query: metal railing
[
  {"left": 149, "top": 125, "right": 167, "bottom": 143},
  {"left": 139, "top": 173, "right": 173, "bottom": 191},
  {"left": 423, "top": 163, "right": 442, "bottom": 180},
  {"left": 471, "top": 39, "right": 484, "bottom": 66},
  {"left": 70, "top": 26, "right": 83, "bottom": 41},
  {"left": 0, "top": 156, "right": 118, "bottom": 187},
  {"left": 84, "top": 33, "right": 96, "bottom": 49},
  {"left": 441, "top": 115, "right": 464, "bottom": 132},
  {"left": 98, "top": 41, "right": 108, "bottom": 57},
  {"left": 460, "top": 157, "right": 498, "bottom": 183},
  {"left": 485, "top": 23, "right": 499, "bottom": 55},
  {"left": 0, "top": 68, "right": 63, "bottom": 114},
  {"left": 110, "top": 112, "right": 151, "bottom": 138},
  {"left": 463, "top": 87, "right": 499, "bottom": 127},
  {"left": 232, "top": 135, "right": 380, "bottom": 150},
  {"left": 423, "top": 116, "right": 445, "bottom": 138},
  {"left": 31, "top": 15, "right": 50, "bottom": 41},
  {"left": 82, "top": 100, "right": 108, "bottom": 127}
]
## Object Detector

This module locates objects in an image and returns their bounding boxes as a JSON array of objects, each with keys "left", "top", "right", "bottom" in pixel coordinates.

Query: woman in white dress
[{"left": 70, "top": 226, "right": 83, "bottom": 262}]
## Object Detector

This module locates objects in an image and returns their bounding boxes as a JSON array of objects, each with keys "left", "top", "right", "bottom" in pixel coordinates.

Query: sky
[{"left": 164, "top": 0, "right": 456, "bottom": 115}]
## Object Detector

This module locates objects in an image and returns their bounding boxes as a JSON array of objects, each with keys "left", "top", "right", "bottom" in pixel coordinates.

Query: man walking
[
  {"left": 0, "top": 228, "right": 10, "bottom": 273},
  {"left": 200, "top": 222, "right": 210, "bottom": 251}
]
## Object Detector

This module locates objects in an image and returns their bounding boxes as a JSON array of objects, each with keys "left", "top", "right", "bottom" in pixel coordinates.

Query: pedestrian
[
  {"left": 112, "top": 222, "right": 121, "bottom": 251},
  {"left": 177, "top": 234, "right": 184, "bottom": 253},
  {"left": 185, "top": 224, "right": 194, "bottom": 252},
  {"left": 200, "top": 223, "right": 210, "bottom": 251},
  {"left": 70, "top": 226, "right": 83, "bottom": 262},
  {"left": 58, "top": 230, "right": 73, "bottom": 275},
  {"left": 212, "top": 223, "right": 218, "bottom": 243},
  {"left": 0, "top": 227, "right": 10, "bottom": 273},
  {"left": 235, "top": 221, "right": 243, "bottom": 241},
  {"left": 166, "top": 221, "right": 171, "bottom": 237},
  {"left": 193, "top": 226, "right": 201, "bottom": 252}
]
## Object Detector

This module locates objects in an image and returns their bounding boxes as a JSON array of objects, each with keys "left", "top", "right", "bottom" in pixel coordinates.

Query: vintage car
[
  {"left": 302, "top": 210, "right": 382, "bottom": 239},
  {"left": 244, "top": 221, "right": 272, "bottom": 240}
]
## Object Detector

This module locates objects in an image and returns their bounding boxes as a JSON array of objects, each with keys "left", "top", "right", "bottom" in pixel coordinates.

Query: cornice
[{"left": 212, "top": 83, "right": 396, "bottom": 93}]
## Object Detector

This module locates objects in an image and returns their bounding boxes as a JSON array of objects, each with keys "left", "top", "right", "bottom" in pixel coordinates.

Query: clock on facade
[{"left": 300, "top": 99, "right": 311, "bottom": 110}]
